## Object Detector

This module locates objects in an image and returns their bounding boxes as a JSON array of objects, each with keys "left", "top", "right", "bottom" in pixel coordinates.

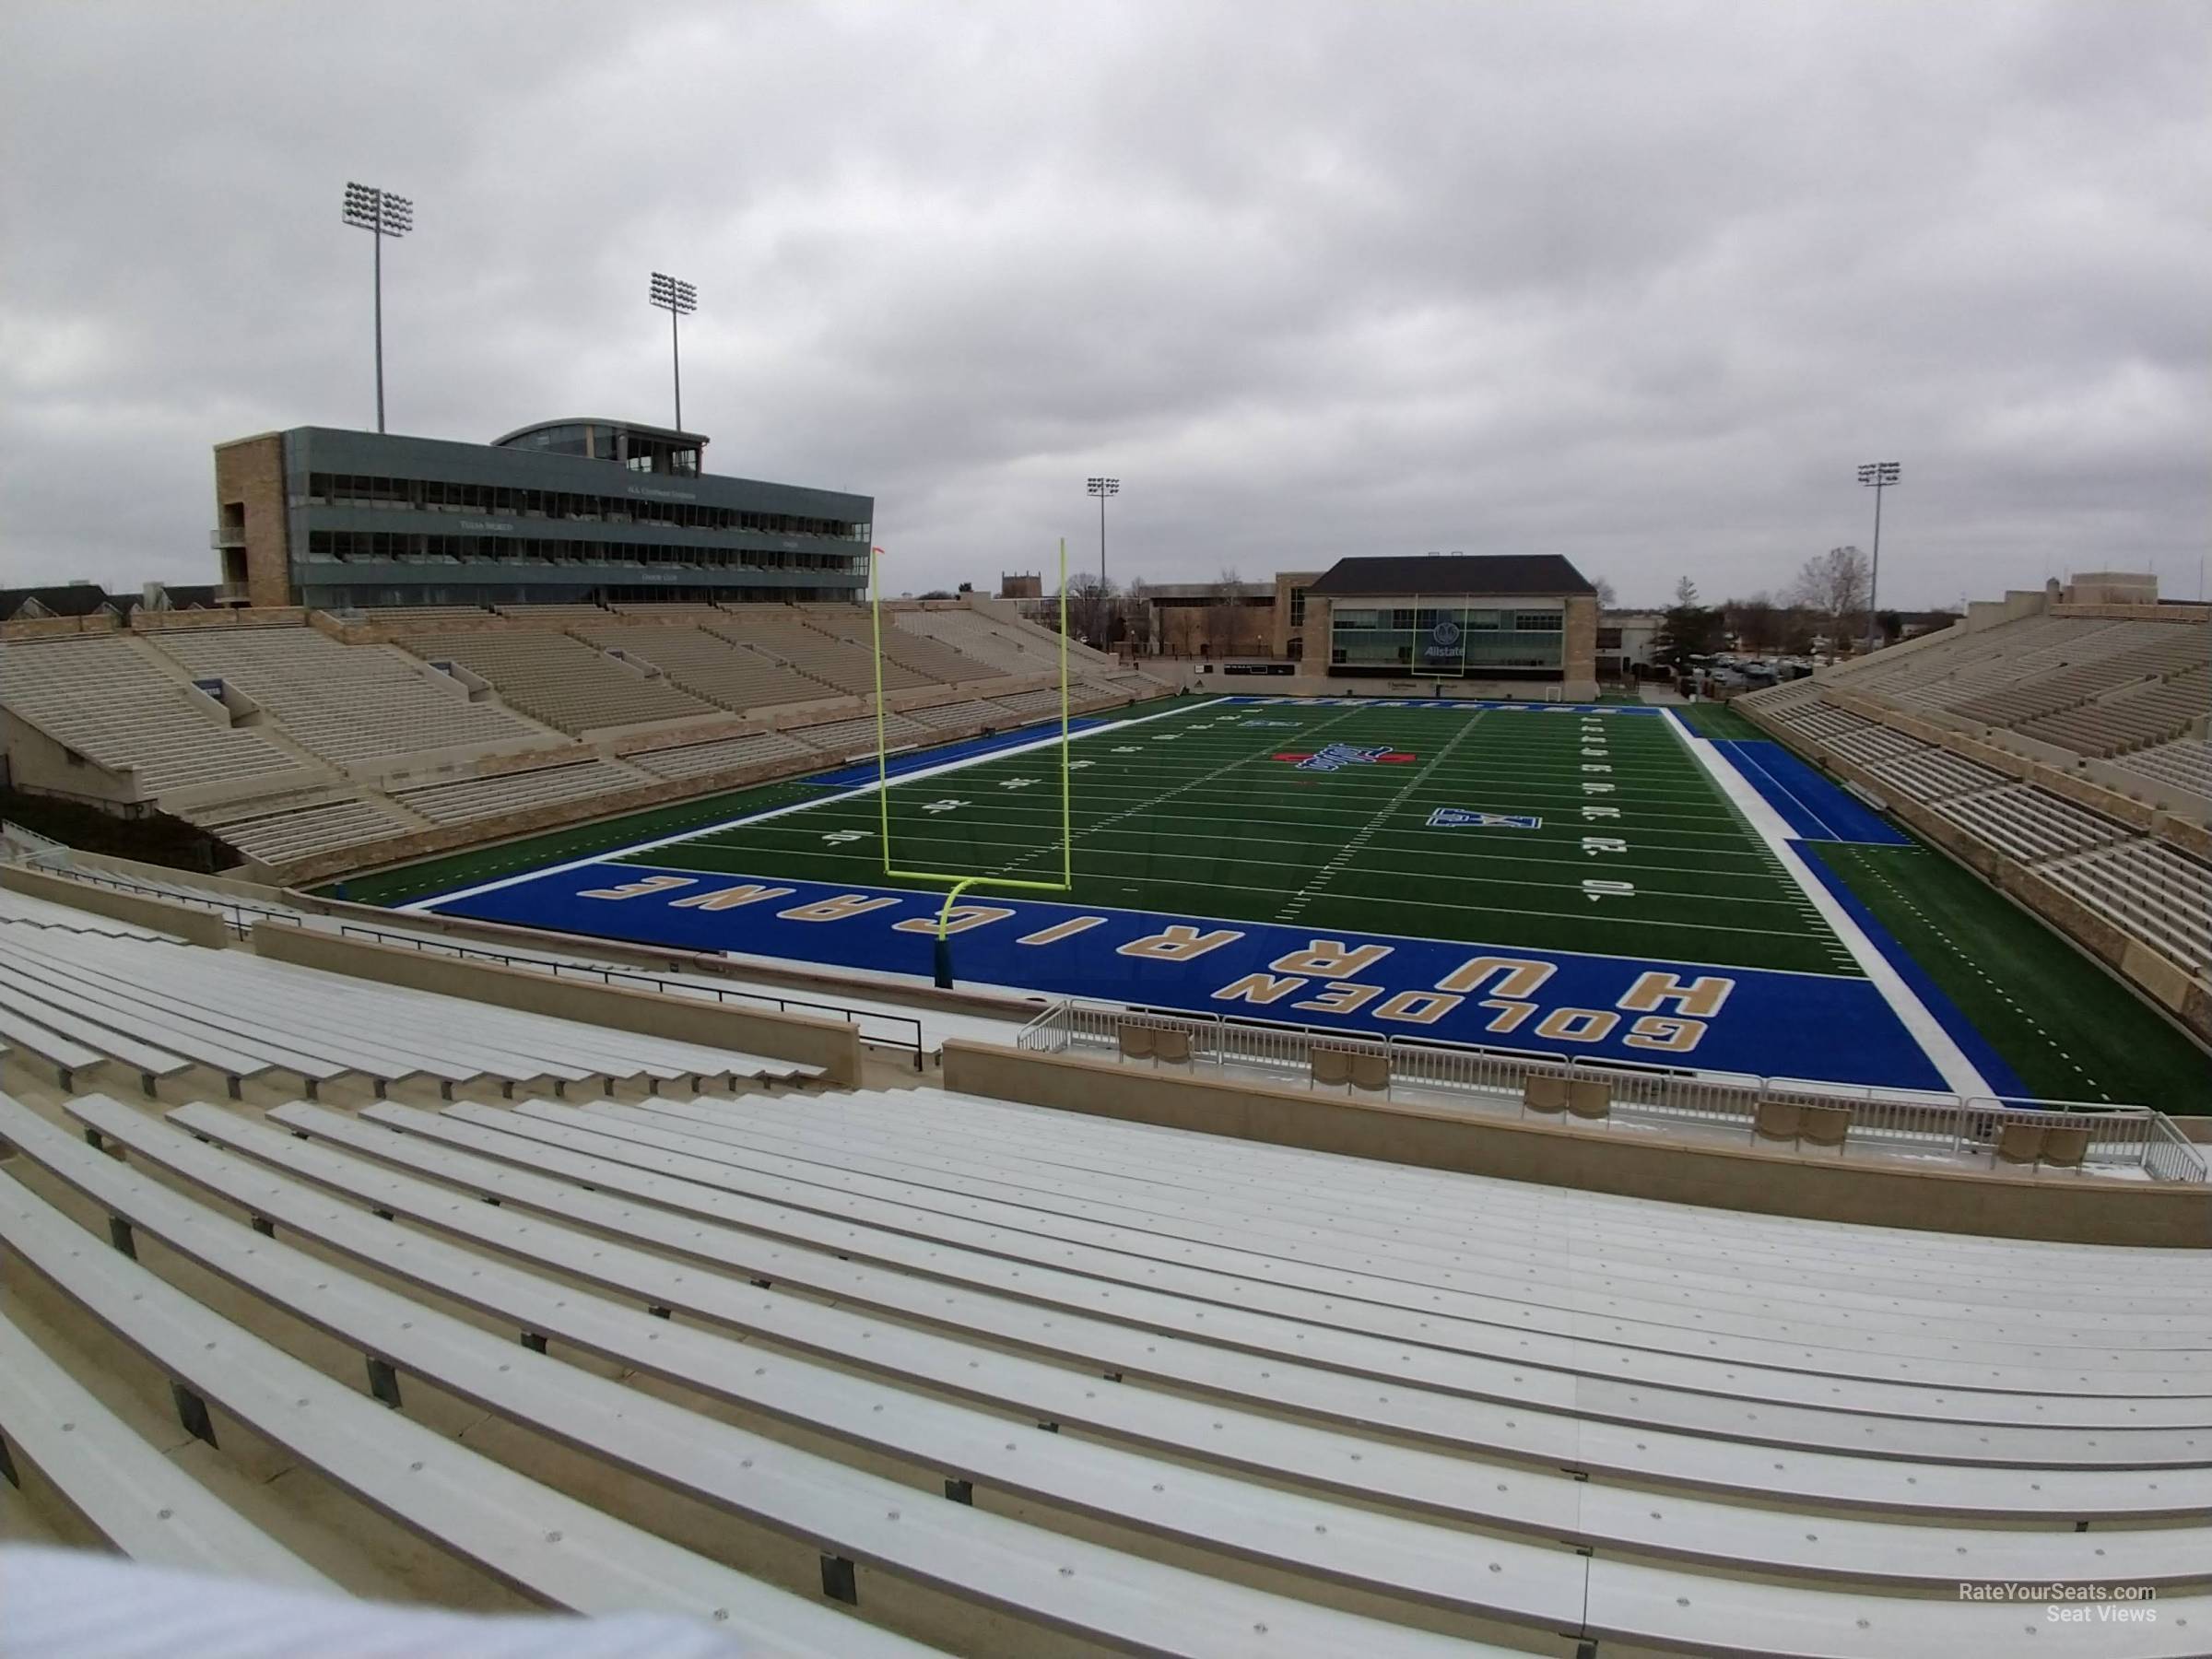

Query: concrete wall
[
  {"left": 252, "top": 924, "right": 863, "bottom": 1084},
  {"left": 0, "top": 865, "right": 231, "bottom": 947},
  {"left": 940, "top": 1041, "right": 2209, "bottom": 1248},
  {"left": 1, "top": 707, "right": 147, "bottom": 807}
]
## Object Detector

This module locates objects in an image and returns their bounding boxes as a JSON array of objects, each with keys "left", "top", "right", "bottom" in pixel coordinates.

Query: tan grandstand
[
  {"left": 1739, "top": 581, "right": 2211, "bottom": 1040},
  {"left": 0, "top": 600, "right": 1171, "bottom": 885}
]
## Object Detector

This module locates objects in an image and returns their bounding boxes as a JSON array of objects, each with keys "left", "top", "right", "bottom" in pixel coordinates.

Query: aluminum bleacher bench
[
  {"left": 461, "top": 1098, "right": 2208, "bottom": 1400},
  {"left": 0, "top": 1098, "right": 1515, "bottom": 1659},
  {"left": 0, "top": 937, "right": 358, "bottom": 1097},
  {"left": 130, "top": 1099, "right": 2212, "bottom": 1595},
  {"left": 0, "top": 984, "right": 194, "bottom": 1096},
  {"left": 0, "top": 1014, "right": 120, "bottom": 1094},
  {"left": 255, "top": 1101, "right": 2212, "bottom": 1527},
  {"left": 0, "top": 1151, "right": 935, "bottom": 1653},
  {"left": 0, "top": 1311, "right": 335, "bottom": 1589}
]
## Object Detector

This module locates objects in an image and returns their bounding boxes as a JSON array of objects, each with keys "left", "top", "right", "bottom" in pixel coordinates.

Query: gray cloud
[{"left": 4, "top": 0, "right": 2207, "bottom": 608}]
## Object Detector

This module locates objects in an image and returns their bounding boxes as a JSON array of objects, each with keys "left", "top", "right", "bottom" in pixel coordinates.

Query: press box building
[
  {"left": 212, "top": 418, "right": 874, "bottom": 611},
  {"left": 1300, "top": 554, "right": 1600, "bottom": 698}
]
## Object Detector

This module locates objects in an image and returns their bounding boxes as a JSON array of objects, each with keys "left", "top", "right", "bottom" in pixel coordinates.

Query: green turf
[
  {"left": 1814, "top": 840, "right": 2211, "bottom": 1112},
  {"left": 325, "top": 694, "right": 1196, "bottom": 907},
  {"left": 1671, "top": 699, "right": 1767, "bottom": 740},
  {"left": 615, "top": 696, "right": 1862, "bottom": 975}
]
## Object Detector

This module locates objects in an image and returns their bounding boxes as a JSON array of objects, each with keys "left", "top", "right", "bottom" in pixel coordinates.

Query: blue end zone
[
  {"left": 807, "top": 717, "right": 1117, "bottom": 788},
  {"left": 423, "top": 862, "right": 1951, "bottom": 1092},
  {"left": 1798, "top": 845, "right": 2030, "bottom": 1099},
  {"left": 1711, "top": 739, "right": 1910, "bottom": 844}
]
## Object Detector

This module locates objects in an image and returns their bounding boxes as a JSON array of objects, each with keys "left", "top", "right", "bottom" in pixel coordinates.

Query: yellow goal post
[{"left": 868, "top": 538, "right": 1075, "bottom": 943}]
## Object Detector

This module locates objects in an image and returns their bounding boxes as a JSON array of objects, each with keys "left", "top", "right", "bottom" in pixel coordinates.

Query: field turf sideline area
[{"left": 408, "top": 695, "right": 2010, "bottom": 1094}]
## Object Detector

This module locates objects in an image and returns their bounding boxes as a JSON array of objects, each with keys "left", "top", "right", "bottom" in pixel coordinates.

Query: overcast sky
[{"left": 4, "top": 1, "right": 2206, "bottom": 609}]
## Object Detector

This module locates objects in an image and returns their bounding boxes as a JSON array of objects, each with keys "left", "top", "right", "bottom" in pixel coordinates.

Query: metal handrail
[
  {"left": 1018, "top": 998, "right": 2206, "bottom": 1183},
  {"left": 334, "top": 923, "right": 926, "bottom": 1072}
]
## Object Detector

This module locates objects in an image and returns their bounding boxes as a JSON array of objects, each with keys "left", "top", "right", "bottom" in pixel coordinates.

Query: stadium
[{"left": 3, "top": 430, "right": 2210, "bottom": 1654}]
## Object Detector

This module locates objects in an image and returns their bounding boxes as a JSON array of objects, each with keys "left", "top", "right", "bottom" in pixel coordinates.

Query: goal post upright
[{"left": 867, "top": 539, "right": 1076, "bottom": 962}]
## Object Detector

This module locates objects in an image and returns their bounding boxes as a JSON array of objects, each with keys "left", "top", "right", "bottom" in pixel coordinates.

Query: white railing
[{"left": 1015, "top": 999, "right": 2208, "bottom": 1184}]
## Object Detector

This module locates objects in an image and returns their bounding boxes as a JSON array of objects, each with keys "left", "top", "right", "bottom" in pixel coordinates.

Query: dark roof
[
  {"left": 0, "top": 583, "right": 122, "bottom": 620},
  {"left": 1, "top": 582, "right": 227, "bottom": 623},
  {"left": 1305, "top": 555, "right": 1596, "bottom": 599}
]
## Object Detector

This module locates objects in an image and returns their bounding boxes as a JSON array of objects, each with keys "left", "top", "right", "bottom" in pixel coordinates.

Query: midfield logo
[
  {"left": 1272, "top": 744, "right": 1418, "bottom": 772},
  {"left": 1428, "top": 807, "right": 1540, "bottom": 830}
]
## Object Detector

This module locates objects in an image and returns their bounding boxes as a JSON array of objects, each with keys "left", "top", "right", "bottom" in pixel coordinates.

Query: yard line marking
[
  {"left": 981, "top": 703, "right": 1381, "bottom": 886},
  {"left": 1277, "top": 712, "right": 1488, "bottom": 921}
]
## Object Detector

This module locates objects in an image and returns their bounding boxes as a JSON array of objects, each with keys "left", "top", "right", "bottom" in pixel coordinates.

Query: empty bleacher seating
[
  {"left": 393, "top": 757, "right": 645, "bottom": 826},
  {"left": 397, "top": 629, "right": 715, "bottom": 734},
  {"left": 197, "top": 794, "right": 415, "bottom": 865},
  {"left": 2018, "top": 665, "right": 2210, "bottom": 758},
  {"left": 625, "top": 728, "right": 819, "bottom": 781},
  {"left": 151, "top": 626, "right": 542, "bottom": 765},
  {"left": 787, "top": 712, "right": 931, "bottom": 754},
  {"left": 11, "top": 1079, "right": 2197, "bottom": 1654},
  {"left": 1929, "top": 783, "right": 2131, "bottom": 864},
  {"left": 0, "top": 635, "right": 310, "bottom": 796},
  {"left": 2114, "top": 735, "right": 2212, "bottom": 797},
  {"left": 571, "top": 619, "right": 827, "bottom": 712},
  {"left": 2041, "top": 841, "right": 2212, "bottom": 973},
  {"left": 0, "top": 924, "right": 813, "bottom": 1097},
  {"left": 1868, "top": 747, "right": 2010, "bottom": 803},
  {"left": 906, "top": 698, "right": 1008, "bottom": 731},
  {"left": 705, "top": 609, "right": 929, "bottom": 695},
  {"left": 796, "top": 606, "right": 1007, "bottom": 686},
  {"left": 894, "top": 607, "right": 1085, "bottom": 677}
]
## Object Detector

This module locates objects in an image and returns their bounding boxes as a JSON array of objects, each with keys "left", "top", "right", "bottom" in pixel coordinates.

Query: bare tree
[
  {"left": 1673, "top": 574, "right": 1700, "bottom": 608},
  {"left": 1592, "top": 575, "right": 1619, "bottom": 610},
  {"left": 1205, "top": 566, "right": 1247, "bottom": 658},
  {"left": 1788, "top": 546, "right": 1871, "bottom": 651},
  {"left": 1120, "top": 578, "right": 1157, "bottom": 655},
  {"left": 1060, "top": 572, "right": 1118, "bottom": 650},
  {"left": 1727, "top": 592, "right": 1782, "bottom": 653}
]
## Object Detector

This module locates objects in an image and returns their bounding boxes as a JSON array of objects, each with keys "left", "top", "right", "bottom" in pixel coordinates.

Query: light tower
[
  {"left": 342, "top": 182, "right": 413, "bottom": 433},
  {"left": 649, "top": 272, "right": 699, "bottom": 431},
  {"left": 1085, "top": 477, "right": 1120, "bottom": 650},
  {"left": 1857, "top": 461, "right": 1901, "bottom": 652}
]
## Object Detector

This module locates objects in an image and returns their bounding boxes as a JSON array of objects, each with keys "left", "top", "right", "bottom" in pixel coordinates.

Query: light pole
[
  {"left": 1086, "top": 476, "right": 1118, "bottom": 646},
  {"left": 649, "top": 272, "right": 698, "bottom": 431},
  {"left": 1857, "top": 460, "right": 1900, "bottom": 653},
  {"left": 342, "top": 182, "right": 413, "bottom": 433}
]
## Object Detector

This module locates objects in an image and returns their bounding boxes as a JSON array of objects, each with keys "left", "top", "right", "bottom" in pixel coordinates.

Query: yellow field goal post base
[{"left": 869, "top": 538, "right": 1075, "bottom": 959}]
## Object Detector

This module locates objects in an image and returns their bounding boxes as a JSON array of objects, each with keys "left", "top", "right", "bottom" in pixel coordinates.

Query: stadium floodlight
[
  {"left": 342, "top": 182, "right": 413, "bottom": 433},
  {"left": 1086, "top": 477, "right": 1120, "bottom": 640},
  {"left": 649, "top": 272, "right": 699, "bottom": 431},
  {"left": 1856, "top": 461, "right": 1902, "bottom": 653}
]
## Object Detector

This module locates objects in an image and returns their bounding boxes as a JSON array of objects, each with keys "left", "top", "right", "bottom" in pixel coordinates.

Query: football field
[
  {"left": 415, "top": 695, "right": 2006, "bottom": 1092},
  {"left": 626, "top": 697, "right": 1856, "bottom": 976}
]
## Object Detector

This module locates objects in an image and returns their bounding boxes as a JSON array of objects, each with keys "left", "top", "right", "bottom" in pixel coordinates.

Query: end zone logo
[{"left": 1273, "top": 744, "right": 1417, "bottom": 771}]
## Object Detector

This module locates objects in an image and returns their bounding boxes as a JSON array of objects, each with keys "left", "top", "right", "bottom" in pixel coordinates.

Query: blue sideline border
[
  {"left": 426, "top": 861, "right": 1953, "bottom": 1091},
  {"left": 1797, "top": 844, "right": 2030, "bottom": 1098},
  {"left": 1710, "top": 739, "right": 1910, "bottom": 845}
]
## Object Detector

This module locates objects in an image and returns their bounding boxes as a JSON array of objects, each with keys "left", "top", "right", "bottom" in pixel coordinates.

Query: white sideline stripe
[
  {"left": 404, "top": 699, "right": 1213, "bottom": 912},
  {"left": 1667, "top": 712, "right": 1994, "bottom": 1098}
]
